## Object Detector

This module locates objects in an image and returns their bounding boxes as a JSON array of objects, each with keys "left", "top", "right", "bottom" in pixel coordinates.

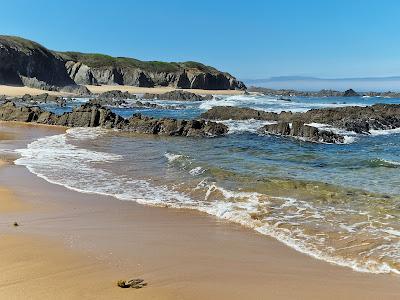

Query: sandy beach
[
  {"left": 0, "top": 84, "right": 244, "bottom": 98},
  {"left": 0, "top": 123, "right": 399, "bottom": 299}
]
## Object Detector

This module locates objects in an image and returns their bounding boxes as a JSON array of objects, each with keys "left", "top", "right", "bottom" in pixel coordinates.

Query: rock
[
  {"left": 17, "top": 93, "right": 66, "bottom": 107},
  {"left": 97, "top": 90, "right": 136, "bottom": 100},
  {"left": 143, "top": 90, "right": 213, "bottom": 101},
  {"left": 260, "top": 121, "right": 345, "bottom": 144},
  {"left": 343, "top": 89, "right": 360, "bottom": 97},
  {"left": 0, "top": 35, "right": 245, "bottom": 91},
  {"left": 0, "top": 36, "right": 74, "bottom": 87},
  {"left": 133, "top": 100, "right": 185, "bottom": 110},
  {"left": 0, "top": 101, "right": 228, "bottom": 137},
  {"left": 60, "top": 85, "right": 92, "bottom": 96},
  {"left": 87, "top": 98, "right": 129, "bottom": 107},
  {"left": 201, "top": 104, "right": 400, "bottom": 143},
  {"left": 13, "top": 222, "right": 19, "bottom": 227},
  {"left": 201, "top": 106, "right": 282, "bottom": 121},
  {"left": 55, "top": 103, "right": 124, "bottom": 128},
  {"left": 117, "top": 279, "right": 147, "bottom": 289}
]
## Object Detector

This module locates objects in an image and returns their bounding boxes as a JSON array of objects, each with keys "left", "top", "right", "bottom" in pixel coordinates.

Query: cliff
[{"left": 0, "top": 35, "right": 245, "bottom": 91}]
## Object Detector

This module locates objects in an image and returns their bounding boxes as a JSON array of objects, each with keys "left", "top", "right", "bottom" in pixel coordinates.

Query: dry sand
[
  {"left": 85, "top": 84, "right": 245, "bottom": 96},
  {"left": 0, "top": 124, "right": 399, "bottom": 300},
  {"left": 0, "top": 84, "right": 244, "bottom": 98},
  {"left": 0, "top": 85, "right": 63, "bottom": 97}
]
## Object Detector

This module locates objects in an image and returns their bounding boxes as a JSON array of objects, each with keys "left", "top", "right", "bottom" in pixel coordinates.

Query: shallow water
[{"left": 11, "top": 94, "right": 400, "bottom": 274}]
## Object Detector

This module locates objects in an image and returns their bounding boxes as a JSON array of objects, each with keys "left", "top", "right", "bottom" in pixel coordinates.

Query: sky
[{"left": 1, "top": 0, "right": 400, "bottom": 80}]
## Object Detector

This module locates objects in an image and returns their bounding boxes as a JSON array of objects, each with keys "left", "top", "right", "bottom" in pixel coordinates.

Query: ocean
[{"left": 12, "top": 94, "right": 400, "bottom": 275}]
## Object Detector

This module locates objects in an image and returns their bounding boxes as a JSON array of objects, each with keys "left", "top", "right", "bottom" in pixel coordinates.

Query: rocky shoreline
[
  {"left": 248, "top": 86, "right": 400, "bottom": 98},
  {"left": 0, "top": 101, "right": 227, "bottom": 137},
  {"left": 0, "top": 35, "right": 245, "bottom": 91},
  {"left": 201, "top": 104, "right": 400, "bottom": 143}
]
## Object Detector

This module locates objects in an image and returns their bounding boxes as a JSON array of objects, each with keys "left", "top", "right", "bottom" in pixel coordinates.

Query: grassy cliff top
[
  {"left": 0, "top": 35, "right": 222, "bottom": 74},
  {"left": 56, "top": 51, "right": 220, "bottom": 73},
  {"left": 0, "top": 35, "right": 50, "bottom": 55}
]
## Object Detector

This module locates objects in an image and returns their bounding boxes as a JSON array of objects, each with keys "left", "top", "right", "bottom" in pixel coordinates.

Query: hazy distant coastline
[{"left": 244, "top": 76, "right": 400, "bottom": 92}]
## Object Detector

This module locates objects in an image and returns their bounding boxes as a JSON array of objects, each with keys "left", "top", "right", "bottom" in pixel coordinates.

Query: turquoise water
[{"left": 15, "top": 94, "right": 400, "bottom": 274}]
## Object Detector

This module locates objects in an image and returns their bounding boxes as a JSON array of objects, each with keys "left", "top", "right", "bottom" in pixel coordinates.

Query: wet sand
[{"left": 0, "top": 124, "right": 399, "bottom": 299}]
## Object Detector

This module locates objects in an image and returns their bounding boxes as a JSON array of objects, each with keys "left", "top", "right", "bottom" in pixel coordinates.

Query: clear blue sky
[{"left": 1, "top": 0, "right": 399, "bottom": 79}]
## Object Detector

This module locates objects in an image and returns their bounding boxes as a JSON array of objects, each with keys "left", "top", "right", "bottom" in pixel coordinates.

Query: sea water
[{"left": 13, "top": 94, "right": 400, "bottom": 274}]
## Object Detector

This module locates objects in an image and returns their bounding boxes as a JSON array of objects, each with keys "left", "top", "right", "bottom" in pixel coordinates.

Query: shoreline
[
  {"left": 1, "top": 124, "right": 400, "bottom": 299},
  {"left": 0, "top": 84, "right": 245, "bottom": 98}
]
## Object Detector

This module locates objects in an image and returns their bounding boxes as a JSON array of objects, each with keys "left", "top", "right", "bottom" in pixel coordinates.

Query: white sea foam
[
  {"left": 218, "top": 119, "right": 276, "bottom": 134},
  {"left": 306, "top": 122, "right": 358, "bottom": 144},
  {"left": 164, "top": 152, "right": 184, "bottom": 162},
  {"left": 199, "top": 95, "right": 367, "bottom": 113},
  {"left": 370, "top": 128, "right": 400, "bottom": 136},
  {"left": 14, "top": 129, "right": 400, "bottom": 275},
  {"left": 189, "top": 166, "right": 205, "bottom": 176}
]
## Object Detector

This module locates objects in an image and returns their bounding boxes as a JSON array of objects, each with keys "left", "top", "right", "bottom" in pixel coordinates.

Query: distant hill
[
  {"left": 0, "top": 35, "right": 245, "bottom": 91},
  {"left": 244, "top": 76, "right": 400, "bottom": 92}
]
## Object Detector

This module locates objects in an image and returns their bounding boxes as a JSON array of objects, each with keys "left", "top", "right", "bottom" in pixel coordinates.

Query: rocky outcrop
[
  {"left": 0, "top": 36, "right": 245, "bottom": 91},
  {"left": 98, "top": 90, "right": 136, "bottom": 100},
  {"left": 0, "top": 36, "right": 75, "bottom": 87},
  {"left": 343, "top": 89, "right": 359, "bottom": 97},
  {"left": 9, "top": 93, "right": 67, "bottom": 107},
  {"left": 201, "top": 106, "right": 282, "bottom": 121},
  {"left": 142, "top": 90, "right": 213, "bottom": 101},
  {"left": 248, "top": 86, "right": 400, "bottom": 99},
  {"left": 133, "top": 101, "right": 185, "bottom": 110},
  {"left": 0, "top": 101, "right": 228, "bottom": 137},
  {"left": 201, "top": 104, "right": 400, "bottom": 143},
  {"left": 260, "top": 121, "right": 344, "bottom": 143},
  {"left": 60, "top": 53, "right": 246, "bottom": 90},
  {"left": 59, "top": 85, "right": 92, "bottom": 96}
]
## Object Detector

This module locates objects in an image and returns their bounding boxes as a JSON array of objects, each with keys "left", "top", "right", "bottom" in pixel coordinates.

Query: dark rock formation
[
  {"left": 343, "top": 89, "right": 360, "bottom": 97},
  {"left": 62, "top": 57, "right": 246, "bottom": 90},
  {"left": 247, "top": 86, "right": 400, "bottom": 98},
  {"left": 0, "top": 101, "right": 228, "bottom": 137},
  {"left": 97, "top": 90, "right": 137, "bottom": 100},
  {"left": 133, "top": 101, "right": 185, "bottom": 110},
  {"left": 201, "top": 104, "right": 400, "bottom": 143},
  {"left": 260, "top": 121, "right": 344, "bottom": 144},
  {"left": 11, "top": 93, "right": 67, "bottom": 107},
  {"left": 201, "top": 106, "right": 285, "bottom": 121},
  {"left": 0, "top": 36, "right": 75, "bottom": 88},
  {"left": 59, "top": 85, "right": 92, "bottom": 96},
  {"left": 142, "top": 90, "right": 213, "bottom": 101},
  {"left": 0, "top": 35, "right": 245, "bottom": 91}
]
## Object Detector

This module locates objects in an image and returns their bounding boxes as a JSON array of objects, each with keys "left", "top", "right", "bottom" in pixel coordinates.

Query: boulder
[
  {"left": 143, "top": 90, "right": 213, "bottom": 101},
  {"left": 343, "top": 89, "right": 360, "bottom": 97}
]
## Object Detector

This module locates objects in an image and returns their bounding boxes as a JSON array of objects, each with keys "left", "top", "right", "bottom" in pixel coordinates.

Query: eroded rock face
[
  {"left": 143, "top": 90, "right": 213, "bottom": 101},
  {"left": 0, "top": 101, "right": 228, "bottom": 137},
  {"left": 97, "top": 90, "right": 137, "bottom": 100},
  {"left": 260, "top": 121, "right": 345, "bottom": 144},
  {"left": 201, "top": 104, "right": 400, "bottom": 143},
  {"left": 64, "top": 61, "right": 245, "bottom": 90},
  {"left": 59, "top": 85, "right": 92, "bottom": 96},
  {"left": 0, "top": 36, "right": 74, "bottom": 87},
  {"left": 0, "top": 35, "right": 245, "bottom": 91}
]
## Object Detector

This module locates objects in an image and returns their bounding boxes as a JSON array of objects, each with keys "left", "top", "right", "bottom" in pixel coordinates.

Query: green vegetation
[
  {"left": 0, "top": 35, "right": 222, "bottom": 74},
  {"left": 0, "top": 35, "right": 48, "bottom": 55},
  {"left": 56, "top": 51, "right": 218, "bottom": 73}
]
